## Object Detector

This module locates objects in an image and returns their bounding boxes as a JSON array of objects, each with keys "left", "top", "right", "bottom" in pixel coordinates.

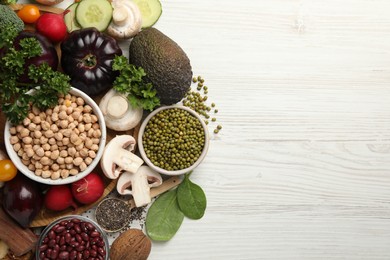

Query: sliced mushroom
[
  {"left": 99, "top": 89, "right": 143, "bottom": 131},
  {"left": 117, "top": 166, "right": 162, "bottom": 207},
  {"left": 107, "top": 0, "right": 142, "bottom": 39},
  {"left": 100, "top": 135, "right": 144, "bottom": 179}
]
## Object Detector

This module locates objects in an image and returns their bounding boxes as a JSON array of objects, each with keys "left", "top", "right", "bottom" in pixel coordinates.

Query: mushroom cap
[
  {"left": 99, "top": 89, "right": 143, "bottom": 131},
  {"left": 107, "top": 0, "right": 142, "bottom": 39},
  {"left": 100, "top": 135, "right": 143, "bottom": 179}
]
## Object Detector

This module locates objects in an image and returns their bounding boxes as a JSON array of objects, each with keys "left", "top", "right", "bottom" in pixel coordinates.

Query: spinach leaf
[
  {"left": 177, "top": 173, "right": 207, "bottom": 220},
  {"left": 145, "top": 189, "right": 184, "bottom": 241}
]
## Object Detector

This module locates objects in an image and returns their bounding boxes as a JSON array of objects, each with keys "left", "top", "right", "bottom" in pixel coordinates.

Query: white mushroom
[
  {"left": 117, "top": 166, "right": 162, "bottom": 207},
  {"left": 107, "top": 0, "right": 142, "bottom": 39},
  {"left": 100, "top": 135, "right": 144, "bottom": 179},
  {"left": 99, "top": 89, "right": 143, "bottom": 131}
]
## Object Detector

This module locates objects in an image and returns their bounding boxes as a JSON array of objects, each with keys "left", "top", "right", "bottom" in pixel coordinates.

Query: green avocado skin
[{"left": 129, "top": 28, "right": 193, "bottom": 105}]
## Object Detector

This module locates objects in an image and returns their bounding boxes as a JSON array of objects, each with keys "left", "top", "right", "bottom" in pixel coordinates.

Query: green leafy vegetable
[
  {"left": 145, "top": 189, "right": 184, "bottom": 241},
  {"left": 0, "top": 31, "right": 71, "bottom": 124},
  {"left": 0, "top": 0, "right": 18, "bottom": 5},
  {"left": 112, "top": 55, "right": 160, "bottom": 111},
  {"left": 177, "top": 172, "right": 207, "bottom": 220}
]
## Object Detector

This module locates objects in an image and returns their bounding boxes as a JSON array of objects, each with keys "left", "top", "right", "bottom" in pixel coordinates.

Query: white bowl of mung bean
[
  {"left": 138, "top": 105, "right": 209, "bottom": 176},
  {"left": 4, "top": 87, "right": 107, "bottom": 185}
]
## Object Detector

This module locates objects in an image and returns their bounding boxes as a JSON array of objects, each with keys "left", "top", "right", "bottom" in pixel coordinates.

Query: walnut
[{"left": 110, "top": 229, "right": 151, "bottom": 260}]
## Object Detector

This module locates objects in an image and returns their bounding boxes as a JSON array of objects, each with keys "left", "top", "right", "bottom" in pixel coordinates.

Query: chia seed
[{"left": 95, "top": 198, "right": 132, "bottom": 232}]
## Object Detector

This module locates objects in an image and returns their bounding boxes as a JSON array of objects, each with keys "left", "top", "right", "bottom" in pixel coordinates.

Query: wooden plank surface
[{"left": 8, "top": 0, "right": 390, "bottom": 259}]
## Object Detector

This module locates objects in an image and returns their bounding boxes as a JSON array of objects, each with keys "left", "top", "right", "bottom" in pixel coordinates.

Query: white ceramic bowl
[
  {"left": 4, "top": 87, "right": 107, "bottom": 185},
  {"left": 138, "top": 105, "right": 209, "bottom": 176}
]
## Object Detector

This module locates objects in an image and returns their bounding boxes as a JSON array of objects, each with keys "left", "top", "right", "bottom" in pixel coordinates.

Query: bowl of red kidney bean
[{"left": 36, "top": 215, "right": 109, "bottom": 260}]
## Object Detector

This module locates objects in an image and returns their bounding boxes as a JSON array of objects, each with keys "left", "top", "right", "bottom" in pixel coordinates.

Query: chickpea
[
  {"left": 65, "top": 157, "right": 73, "bottom": 164},
  {"left": 32, "top": 116, "right": 41, "bottom": 124},
  {"left": 42, "top": 170, "right": 51, "bottom": 179},
  {"left": 27, "top": 123, "right": 37, "bottom": 132},
  {"left": 84, "top": 157, "right": 93, "bottom": 165},
  {"left": 28, "top": 164, "right": 35, "bottom": 171},
  {"left": 83, "top": 114, "right": 92, "bottom": 124},
  {"left": 66, "top": 164, "right": 73, "bottom": 170},
  {"left": 68, "top": 147, "right": 77, "bottom": 157},
  {"left": 59, "top": 111, "right": 67, "bottom": 120},
  {"left": 60, "top": 150, "right": 68, "bottom": 158},
  {"left": 51, "top": 164, "right": 60, "bottom": 171},
  {"left": 53, "top": 106, "right": 60, "bottom": 113},
  {"left": 54, "top": 132, "right": 63, "bottom": 141},
  {"left": 69, "top": 169, "right": 79, "bottom": 176},
  {"left": 59, "top": 120, "right": 68, "bottom": 129},
  {"left": 60, "top": 169, "right": 69, "bottom": 179},
  {"left": 83, "top": 105, "right": 92, "bottom": 113},
  {"left": 20, "top": 128, "right": 29, "bottom": 138},
  {"left": 62, "top": 129, "right": 72, "bottom": 137},
  {"left": 33, "top": 131, "right": 41, "bottom": 139},
  {"left": 10, "top": 136, "right": 19, "bottom": 145},
  {"left": 32, "top": 106, "right": 40, "bottom": 115},
  {"left": 68, "top": 122, "right": 77, "bottom": 130},
  {"left": 76, "top": 97, "right": 84, "bottom": 106},
  {"left": 9, "top": 127, "right": 16, "bottom": 135},
  {"left": 50, "top": 144, "right": 59, "bottom": 152},
  {"left": 36, "top": 147, "right": 45, "bottom": 157},
  {"left": 51, "top": 150, "right": 60, "bottom": 160},
  {"left": 51, "top": 112, "right": 59, "bottom": 122},
  {"left": 44, "top": 130, "right": 54, "bottom": 138},
  {"left": 79, "top": 162, "right": 87, "bottom": 171},
  {"left": 87, "top": 128, "right": 94, "bottom": 138},
  {"left": 45, "top": 108, "right": 53, "bottom": 116},
  {"left": 88, "top": 150, "right": 96, "bottom": 159},
  {"left": 44, "top": 151, "right": 52, "bottom": 157},
  {"left": 35, "top": 162, "right": 43, "bottom": 169},
  {"left": 75, "top": 143, "right": 84, "bottom": 151},
  {"left": 39, "top": 112, "right": 46, "bottom": 120},
  {"left": 21, "top": 159, "right": 30, "bottom": 166},
  {"left": 40, "top": 156, "right": 51, "bottom": 166},
  {"left": 41, "top": 121, "right": 50, "bottom": 131},
  {"left": 22, "top": 117, "right": 31, "bottom": 126},
  {"left": 73, "top": 157, "right": 83, "bottom": 166},
  {"left": 22, "top": 153, "right": 29, "bottom": 161},
  {"left": 91, "top": 144, "right": 99, "bottom": 151},
  {"left": 35, "top": 169, "right": 43, "bottom": 176},
  {"left": 28, "top": 112, "right": 35, "bottom": 120},
  {"left": 72, "top": 111, "right": 81, "bottom": 120},
  {"left": 66, "top": 106, "right": 73, "bottom": 115},
  {"left": 42, "top": 143, "right": 50, "bottom": 151},
  {"left": 79, "top": 148, "right": 88, "bottom": 158},
  {"left": 39, "top": 136, "right": 48, "bottom": 145},
  {"left": 92, "top": 123, "right": 100, "bottom": 130},
  {"left": 92, "top": 138, "right": 100, "bottom": 144},
  {"left": 50, "top": 124, "right": 59, "bottom": 133},
  {"left": 18, "top": 149, "right": 24, "bottom": 157},
  {"left": 22, "top": 136, "right": 33, "bottom": 144},
  {"left": 16, "top": 125, "right": 23, "bottom": 133},
  {"left": 91, "top": 115, "right": 98, "bottom": 124},
  {"left": 26, "top": 148, "right": 34, "bottom": 158},
  {"left": 56, "top": 157, "right": 65, "bottom": 165},
  {"left": 48, "top": 138, "right": 56, "bottom": 145},
  {"left": 13, "top": 143, "right": 21, "bottom": 152},
  {"left": 84, "top": 138, "right": 93, "bottom": 149}
]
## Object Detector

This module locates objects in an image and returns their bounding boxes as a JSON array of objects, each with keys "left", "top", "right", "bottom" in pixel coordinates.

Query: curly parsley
[
  {"left": 0, "top": 31, "right": 70, "bottom": 125},
  {"left": 112, "top": 55, "right": 160, "bottom": 111}
]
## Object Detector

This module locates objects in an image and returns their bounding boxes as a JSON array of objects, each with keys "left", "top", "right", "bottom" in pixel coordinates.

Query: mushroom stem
[
  {"left": 107, "top": 95, "right": 129, "bottom": 119},
  {"left": 132, "top": 172, "right": 152, "bottom": 207},
  {"left": 113, "top": 8, "right": 129, "bottom": 26},
  {"left": 113, "top": 148, "right": 144, "bottom": 174}
]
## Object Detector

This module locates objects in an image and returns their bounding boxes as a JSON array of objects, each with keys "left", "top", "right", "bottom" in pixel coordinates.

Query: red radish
[
  {"left": 71, "top": 173, "right": 105, "bottom": 204},
  {"left": 35, "top": 11, "right": 69, "bottom": 43},
  {"left": 44, "top": 185, "right": 77, "bottom": 211}
]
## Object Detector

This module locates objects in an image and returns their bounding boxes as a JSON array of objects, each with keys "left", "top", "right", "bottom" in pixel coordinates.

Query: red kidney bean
[
  {"left": 58, "top": 251, "right": 70, "bottom": 260},
  {"left": 97, "top": 247, "right": 105, "bottom": 256},
  {"left": 50, "top": 249, "right": 59, "bottom": 259},
  {"left": 90, "top": 231, "right": 100, "bottom": 238},
  {"left": 82, "top": 250, "right": 90, "bottom": 259},
  {"left": 69, "top": 250, "right": 77, "bottom": 260},
  {"left": 39, "top": 218, "right": 107, "bottom": 260}
]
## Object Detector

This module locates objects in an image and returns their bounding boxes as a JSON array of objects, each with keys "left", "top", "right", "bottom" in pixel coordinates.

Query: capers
[{"left": 142, "top": 108, "right": 205, "bottom": 171}]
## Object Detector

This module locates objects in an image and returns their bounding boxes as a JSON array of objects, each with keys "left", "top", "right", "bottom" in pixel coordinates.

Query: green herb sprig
[
  {"left": 112, "top": 55, "right": 160, "bottom": 111},
  {"left": 0, "top": 31, "right": 70, "bottom": 125}
]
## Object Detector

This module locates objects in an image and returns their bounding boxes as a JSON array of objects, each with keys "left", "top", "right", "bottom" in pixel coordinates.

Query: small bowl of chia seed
[{"left": 138, "top": 105, "right": 209, "bottom": 176}]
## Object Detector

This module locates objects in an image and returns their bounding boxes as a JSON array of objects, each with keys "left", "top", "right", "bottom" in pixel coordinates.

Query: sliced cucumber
[
  {"left": 64, "top": 3, "right": 81, "bottom": 32},
  {"left": 76, "top": 0, "right": 113, "bottom": 32},
  {"left": 132, "top": 0, "right": 162, "bottom": 28}
]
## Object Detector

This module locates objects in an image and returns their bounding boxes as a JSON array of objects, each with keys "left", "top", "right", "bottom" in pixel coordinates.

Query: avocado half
[{"left": 129, "top": 28, "right": 193, "bottom": 105}]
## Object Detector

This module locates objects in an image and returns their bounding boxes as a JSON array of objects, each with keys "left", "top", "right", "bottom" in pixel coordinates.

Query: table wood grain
[{"left": 11, "top": 0, "right": 390, "bottom": 259}]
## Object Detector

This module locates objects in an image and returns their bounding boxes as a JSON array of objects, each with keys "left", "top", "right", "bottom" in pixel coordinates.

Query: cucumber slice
[
  {"left": 76, "top": 0, "right": 113, "bottom": 32},
  {"left": 64, "top": 3, "right": 81, "bottom": 32},
  {"left": 132, "top": 0, "right": 162, "bottom": 28}
]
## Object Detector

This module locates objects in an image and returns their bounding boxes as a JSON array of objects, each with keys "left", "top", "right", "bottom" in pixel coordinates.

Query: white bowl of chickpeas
[{"left": 4, "top": 88, "right": 107, "bottom": 185}]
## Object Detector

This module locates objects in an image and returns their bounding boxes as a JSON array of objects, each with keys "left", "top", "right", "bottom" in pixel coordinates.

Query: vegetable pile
[{"left": 0, "top": 0, "right": 221, "bottom": 256}]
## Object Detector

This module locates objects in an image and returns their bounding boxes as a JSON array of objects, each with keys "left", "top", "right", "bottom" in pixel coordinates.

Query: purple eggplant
[
  {"left": 60, "top": 28, "right": 122, "bottom": 96},
  {"left": 13, "top": 30, "right": 59, "bottom": 83},
  {"left": 2, "top": 173, "right": 43, "bottom": 228}
]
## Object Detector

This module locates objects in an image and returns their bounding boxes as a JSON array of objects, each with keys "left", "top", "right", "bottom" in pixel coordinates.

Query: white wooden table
[{"left": 20, "top": 0, "right": 390, "bottom": 259}]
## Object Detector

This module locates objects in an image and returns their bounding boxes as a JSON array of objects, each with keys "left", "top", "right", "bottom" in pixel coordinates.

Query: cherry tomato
[
  {"left": 0, "top": 159, "right": 18, "bottom": 182},
  {"left": 17, "top": 5, "right": 41, "bottom": 24}
]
